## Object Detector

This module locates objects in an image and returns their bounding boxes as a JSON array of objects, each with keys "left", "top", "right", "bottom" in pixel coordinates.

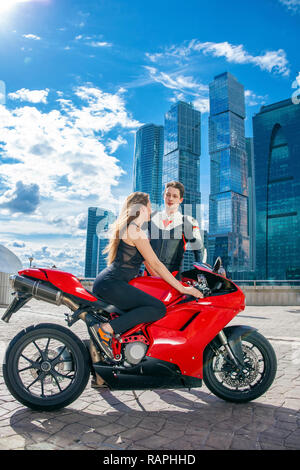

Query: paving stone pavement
[{"left": 0, "top": 300, "right": 299, "bottom": 451}]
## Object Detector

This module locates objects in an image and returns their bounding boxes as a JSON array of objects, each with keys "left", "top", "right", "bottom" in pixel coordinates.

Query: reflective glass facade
[
  {"left": 208, "top": 72, "right": 249, "bottom": 273},
  {"left": 253, "top": 99, "right": 300, "bottom": 280},
  {"left": 84, "top": 207, "right": 116, "bottom": 277},
  {"left": 163, "top": 101, "right": 201, "bottom": 216},
  {"left": 246, "top": 137, "right": 256, "bottom": 271},
  {"left": 133, "top": 124, "right": 164, "bottom": 208},
  {"left": 163, "top": 101, "right": 201, "bottom": 270}
]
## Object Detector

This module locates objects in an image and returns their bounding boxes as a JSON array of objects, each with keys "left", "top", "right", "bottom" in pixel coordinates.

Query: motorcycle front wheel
[
  {"left": 203, "top": 330, "right": 277, "bottom": 403},
  {"left": 3, "top": 323, "right": 91, "bottom": 411}
]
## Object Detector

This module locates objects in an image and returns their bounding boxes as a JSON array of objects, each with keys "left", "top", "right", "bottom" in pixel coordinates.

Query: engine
[
  {"left": 124, "top": 342, "right": 148, "bottom": 366},
  {"left": 122, "top": 335, "right": 149, "bottom": 366}
]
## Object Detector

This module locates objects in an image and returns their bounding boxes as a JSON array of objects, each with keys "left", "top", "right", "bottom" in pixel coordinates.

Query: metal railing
[{"left": 232, "top": 280, "right": 300, "bottom": 287}]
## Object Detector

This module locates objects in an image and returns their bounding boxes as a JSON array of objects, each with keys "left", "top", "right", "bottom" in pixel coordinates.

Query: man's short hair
[{"left": 165, "top": 181, "right": 185, "bottom": 199}]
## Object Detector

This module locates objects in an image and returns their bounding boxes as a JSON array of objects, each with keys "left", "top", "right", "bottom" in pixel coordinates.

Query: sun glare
[{"left": 0, "top": 0, "right": 33, "bottom": 15}]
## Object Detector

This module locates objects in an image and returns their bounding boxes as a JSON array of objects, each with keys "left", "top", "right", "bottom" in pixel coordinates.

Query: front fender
[
  {"left": 224, "top": 325, "right": 257, "bottom": 364},
  {"left": 205, "top": 325, "right": 258, "bottom": 366}
]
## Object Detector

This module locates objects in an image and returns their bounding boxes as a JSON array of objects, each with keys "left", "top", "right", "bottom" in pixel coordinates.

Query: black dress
[{"left": 93, "top": 239, "right": 166, "bottom": 334}]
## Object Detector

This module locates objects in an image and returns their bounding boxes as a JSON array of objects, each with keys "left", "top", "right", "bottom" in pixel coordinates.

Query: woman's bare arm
[
  {"left": 144, "top": 261, "right": 159, "bottom": 276},
  {"left": 127, "top": 225, "right": 202, "bottom": 297}
]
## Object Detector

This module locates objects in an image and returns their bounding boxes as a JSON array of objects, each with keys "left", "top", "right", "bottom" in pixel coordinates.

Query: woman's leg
[{"left": 94, "top": 279, "right": 166, "bottom": 335}]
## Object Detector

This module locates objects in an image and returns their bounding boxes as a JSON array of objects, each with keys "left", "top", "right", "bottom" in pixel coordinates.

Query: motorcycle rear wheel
[
  {"left": 3, "top": 323, "right": 91, "bottom": 411},
  {"left": 203, "top": 330, "right": 277, "bottom": 403}
]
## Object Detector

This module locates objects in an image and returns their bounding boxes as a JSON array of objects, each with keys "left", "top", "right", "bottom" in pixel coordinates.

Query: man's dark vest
[{"left": 148, "top": 214, "right": 201, "bottom": 273}]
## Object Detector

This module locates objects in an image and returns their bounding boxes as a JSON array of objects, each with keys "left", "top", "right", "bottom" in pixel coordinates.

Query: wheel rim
[
  {"left": 211, "top": 340, "right": 266, "bottom": 392},
  {"left": 15, "top": 334, "right": 77, "bottom": 399}
]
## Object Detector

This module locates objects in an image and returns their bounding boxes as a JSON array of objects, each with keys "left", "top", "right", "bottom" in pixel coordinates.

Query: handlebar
[{"left": 185, "top": 281, "right": 211, "bottom": 298}]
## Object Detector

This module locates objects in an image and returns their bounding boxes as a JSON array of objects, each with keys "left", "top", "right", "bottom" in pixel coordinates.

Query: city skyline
[{"left": 0, "top": 0, "right": 299, "bottom": 275}]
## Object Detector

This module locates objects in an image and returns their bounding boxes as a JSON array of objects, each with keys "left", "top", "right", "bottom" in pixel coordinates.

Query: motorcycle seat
[
  {"left": 102, "top": 304, "right": 124, "bottom": 315},
  {"left": 85, "top": 288, "right": 125, "bottom": 316}
]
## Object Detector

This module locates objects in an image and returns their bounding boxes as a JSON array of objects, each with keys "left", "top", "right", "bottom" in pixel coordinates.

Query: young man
[{"left": 146, "top": 181, "right": 206, "bottom": 277}]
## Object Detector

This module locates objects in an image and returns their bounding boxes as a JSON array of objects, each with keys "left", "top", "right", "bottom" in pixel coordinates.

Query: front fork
[{"left": 218, "top": 330, "right": 242, "bottom": 367}]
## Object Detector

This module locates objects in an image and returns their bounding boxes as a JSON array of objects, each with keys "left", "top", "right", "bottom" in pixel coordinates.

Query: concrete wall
[{"left": 237, "top": 285, "right": 300, "bottom": 306}]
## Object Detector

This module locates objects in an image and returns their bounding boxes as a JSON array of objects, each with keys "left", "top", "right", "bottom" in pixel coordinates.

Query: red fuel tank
[{"left": 129, "top": 276, "right": 182, "bottom": 306}]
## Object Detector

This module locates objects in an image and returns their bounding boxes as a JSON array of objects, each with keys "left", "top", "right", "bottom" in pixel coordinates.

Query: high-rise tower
[
  {"left": 208, "top": 72, "right": 249, "bottom": 274},
  {"left": 133, "top": 123, "right": 164, "bottom": 208},
  {"left": 163, "top": 101, "right": 202, "bottom": 270},
  {"left": 84, "top": 207, "right": 116, "bottom": 278},
  {"left": 253, "top": 98, "right": 300, "bottom": 280},
  {"left": 246, "top": 137, "right": 256, "bottom": 272},
  {"left": 163, "top": 101, "right": 201, "bottom": 218}
]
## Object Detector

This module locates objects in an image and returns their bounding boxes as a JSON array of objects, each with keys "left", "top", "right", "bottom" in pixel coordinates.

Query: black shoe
[{"left": 93, "top": 324, "right": 114, "bottom": 359}]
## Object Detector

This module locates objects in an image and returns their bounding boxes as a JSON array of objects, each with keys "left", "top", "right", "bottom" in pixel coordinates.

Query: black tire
[
  {"left": 3, "top": 323, "right": 91, "bottom": 411},
  {"left": 203, "top": 330, "right": 277, "bottom": 403}
]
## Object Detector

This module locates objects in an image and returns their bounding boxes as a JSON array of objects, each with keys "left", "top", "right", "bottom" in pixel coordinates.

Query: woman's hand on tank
[{"left": 181, "top": 285, "right": 204, "bottom": 299}]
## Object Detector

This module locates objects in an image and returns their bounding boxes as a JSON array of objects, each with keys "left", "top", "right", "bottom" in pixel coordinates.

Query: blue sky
[{"left": 0, "top": 0, "right": 299, "bottom": 275}]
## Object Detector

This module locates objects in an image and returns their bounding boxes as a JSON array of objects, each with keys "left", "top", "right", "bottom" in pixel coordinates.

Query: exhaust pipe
[{"left": 9, "top": 274, "right": 79, "bottom": 311}]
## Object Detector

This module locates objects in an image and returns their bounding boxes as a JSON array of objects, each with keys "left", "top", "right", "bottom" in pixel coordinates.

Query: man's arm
[{"left": 184, "top": 215, "right": 206, "bottom": 262}]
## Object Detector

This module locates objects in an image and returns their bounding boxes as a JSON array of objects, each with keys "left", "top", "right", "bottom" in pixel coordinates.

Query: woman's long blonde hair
[{"left": 103, "top": 192, "right": 150, "bottom": 265}]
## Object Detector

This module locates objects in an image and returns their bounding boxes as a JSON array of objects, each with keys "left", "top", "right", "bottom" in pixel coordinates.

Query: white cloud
[
  {"left": 72, "top": 86, "right": 140, "bottom": 132},
  {"left": 107, "top": 135, "right": 127, "bottom": 154},
  {"left": 73, "top": 35, "right": 112, "bottom": 48},
  {"left": 245, "top": 89, "right": 268, "bottom": 106},
  {"left": 6, "top": 237, "right": 87, "bottom": 276},
  {"left": 8, "top": 88, "right": 49, "bottom": 104},
  {"left": 22, "top": 33, "right": 41, "bottom": 40},
  {"left": 88, "top": 41, "right": 112, "bottom": 48},
  {"left": 147, "top": 39, "right": 290, "bottom": 76},
  {"left": 278, "top": 0, "right": 300, "bottom": 12},
  {"left": 191, "top": 40, "right": 289, "bottom": 76},
  {"left": 0, "top": 85, "right": 141, "bottom": 211},
  {"left": 0, "top": 85, "right": 141, "bottom": 275},
  {"left": 193, "top": 97, "right": 210, "bottom": 113},
  {"left": 145, "top": 66, "right": 208, "bottom": 94},
  {"left": 145, "top": 66, "right": 209, "bottom": 112}
]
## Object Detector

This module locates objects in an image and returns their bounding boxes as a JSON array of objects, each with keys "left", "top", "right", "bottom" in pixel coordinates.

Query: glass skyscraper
[
  {"left": 163, "top": 101, "right": 202, "bottom": 270},
  {"left": 208, "top": 72, "right": 249, "bottom": 274},
  {"left": 84, "top": 207, "right": 116, "bottom": 278},
  {"left": 133, "top": 123, "right": 164, "bottom": 208},
  {"left": 163, "top": 101, "right": 201, "bottom": 217},
  {"left": 253, "top": 98, "right": 300, "bottom": 280},
  {"left": 246, "top": 137, "right": 256, "bottom": 272}
]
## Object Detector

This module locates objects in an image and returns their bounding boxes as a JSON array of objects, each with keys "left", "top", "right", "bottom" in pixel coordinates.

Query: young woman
[{"left": 92, "top": 191, "right": 203, "bottom": 360}]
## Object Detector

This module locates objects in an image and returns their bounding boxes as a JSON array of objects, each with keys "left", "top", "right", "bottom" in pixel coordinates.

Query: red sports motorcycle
[{"left": 2, "top": 259, "right": 277, "bottom": 411}]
